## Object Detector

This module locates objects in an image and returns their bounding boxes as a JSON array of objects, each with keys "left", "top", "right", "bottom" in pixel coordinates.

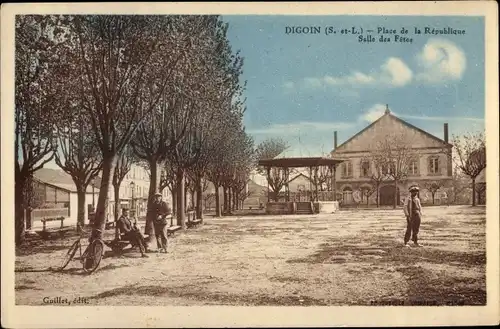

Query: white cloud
[
  {"left": 415, "top": 38, "right": 467, "bottom": 83},
  {"left": 359, "top": 104, "right": 484, "bottom": 127},
  {"left": 401, "top": 114, "right": 483, "bottom": 123},
  {"left": 297, "top": 57, "right": 413, "bottom": 90},
  {"left": 379, "top": 57, "right": 414, "bottom": 87},
  {"left": 248, "top": 121, "right": 355, "bottom": 135},
  {"left": 359, "top": 104, "right": 394, "bottom": 122}
]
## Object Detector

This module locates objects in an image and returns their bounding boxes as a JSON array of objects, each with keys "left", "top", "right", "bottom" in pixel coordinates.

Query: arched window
[{"left": 342, "top": 186, "right": 353, "bottom": 204}]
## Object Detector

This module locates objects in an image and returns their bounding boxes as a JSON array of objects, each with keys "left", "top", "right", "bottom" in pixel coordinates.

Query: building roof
[
  {"left": 258, "top": 157, "right": 344, "bottom": 168},
  {"left": 246, "top": 179, "right": 267, "bottom": 194},
  {"left": 34, "top": 168, "right": 99, "bottom": 193},
  {"left": 333, "top": 109, "right": 453, "bottom": 152}
]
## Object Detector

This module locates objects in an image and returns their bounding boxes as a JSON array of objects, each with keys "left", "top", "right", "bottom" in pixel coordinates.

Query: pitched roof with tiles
[{"left": 34, "top": 168, "right": 99, "bottom": 193}]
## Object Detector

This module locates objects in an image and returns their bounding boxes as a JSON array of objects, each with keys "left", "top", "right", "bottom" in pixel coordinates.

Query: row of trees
[{"left": 14, "top": 15, "right": 261, "bottom": 245}]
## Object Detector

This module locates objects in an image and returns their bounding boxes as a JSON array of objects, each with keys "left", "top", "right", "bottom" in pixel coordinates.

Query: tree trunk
[
  {"left": 15, "top": 177, "right": 27, "bottom": 246},
  {"left": 113, "top": 184, "right": 120, "bottom": 223},
  {"left": 184, "top": 183, "right": 188, "bottom": 211},
  {"left": 77, "top": 187, "right": 86, "bottom": 232},
  {"left": 171, "top": 188, "right": 177, "bottom": 217},
  {"left": 196, "top": 178, "right": 203, "bottom": 222},
  {"left": 376, "top": 185, "right": 380, "bottom": 208},
  {"left": 234, "top": 189, "right": 239, "bottom": 210},
  {"left": 176, "top": 168, "right": 186, "bottom": 229},
  {"left": 215, "top": 184, "right": 222, "bottom": 217},
  {"left": 471, "top": 177, "right": 476, "bottom": 206},
  {"left": 145, "top": 159, "right": 158, "bottom": 238},
  {"left": 92, "top": 155, "right": 117, "bottom": 240},
  {"left": 26, "top": 208, "right": 33, "bottom": 231},
  {"left": 222, "top": 186, "right": 227, "bottom": 215},
  {"left": 190, "top": 189, "right": 195, "bottom": 210},
  {"left": 393, "top": 180, "right": 398, "bottom": 209},
  {"left": 432, "top": 192, "right": 435, "bottom": 205}
]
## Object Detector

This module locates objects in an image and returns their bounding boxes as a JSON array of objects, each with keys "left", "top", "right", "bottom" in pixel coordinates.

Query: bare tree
[
  {"left": 362, "top": 153, "right": 388, "bottom": 207},
  {"left": 374, "top": 133, "right": 417, "bottom": 208},
  {"left": 112, "top": 147, "right": 135, "bottom": 222},
  {"left": 159, "top": 160, "right": 177, "bottom": 216},
  {"left": 255, "top": 137, "right": 289, "bottom": 162},
  {"left": 54, "top": 110, "right": 103, "bottom": 232},
  {"left": 60, "top": 15, "right": 194, "bottom": 238},
  {"left": 255, "top": 138, "right": 289, "bottom": 202},
  {"left": 14, "top": 16, "right": 65, "bottom": 244},
  {"left": 451, "top": 132, "right": 486, "bottom": 206},
  {"left": 424, "top": 181, "right": 445, "bottom": 205}
]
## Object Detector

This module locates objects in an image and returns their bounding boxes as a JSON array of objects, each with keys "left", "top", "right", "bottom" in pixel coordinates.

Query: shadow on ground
[
  {"left": 286, "top": 234, "right": 486, "bottom": 306},
  {"left": 90, "top": 283, "right": 329, "bottom": 306}
]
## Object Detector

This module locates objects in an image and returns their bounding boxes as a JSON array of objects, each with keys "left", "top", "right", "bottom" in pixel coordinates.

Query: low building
[
  {"left": 475, "top": 168, "right": 486, "bottom": 205},
  {"left": 32, "top": 168, "right": 99, "bottom": 229}
]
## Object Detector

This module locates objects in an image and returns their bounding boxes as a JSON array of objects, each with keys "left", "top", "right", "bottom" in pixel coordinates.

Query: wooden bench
[
  {"left": 36, "top": 217, "right": 72, "bottom": 240},
  {"left": 186, "top": 211, "right": 202, "bottom": 228},
  {"left": 166, "top": 225, "right": 182, "bottom": 237}
]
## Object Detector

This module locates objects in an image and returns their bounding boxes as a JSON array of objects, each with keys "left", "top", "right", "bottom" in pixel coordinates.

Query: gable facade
[{"left": 330, "top": 109, "right": 453, "bottom": 206}]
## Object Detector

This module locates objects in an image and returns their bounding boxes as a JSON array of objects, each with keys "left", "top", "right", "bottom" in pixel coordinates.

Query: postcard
[{"left": 1, "top": 2, "right": 498, "bottom": 328}]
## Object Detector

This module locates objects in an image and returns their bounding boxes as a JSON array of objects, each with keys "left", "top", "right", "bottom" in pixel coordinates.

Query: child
[{"left": 403, "top": 185, "right": 423, "bottom": 247}]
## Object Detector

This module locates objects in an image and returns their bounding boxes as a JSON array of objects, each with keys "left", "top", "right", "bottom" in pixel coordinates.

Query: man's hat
[
  {"left": 122, "top": 207, "right": 129, "bottom": 211},
  {"left": 409, "top": 185, "right": 419, "bottom": 192}
]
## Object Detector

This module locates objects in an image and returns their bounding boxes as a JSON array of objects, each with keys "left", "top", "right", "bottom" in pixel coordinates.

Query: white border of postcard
[{"left": 1, "top": 2, "right": 499, "bottom": 328}]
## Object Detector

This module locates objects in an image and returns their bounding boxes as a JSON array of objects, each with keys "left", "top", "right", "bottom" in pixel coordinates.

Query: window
[
  {"left": 429, "top": 157, "right": 440, "bottom": 174},
  {"left": 342, "top": 162, "right": 353, "bottom": 178},
  {"left": 361, "top": 160, "right": 370, "bottom": 177},
  {"left": 409, "top": 159, "right": 419, "bottom": 176}
]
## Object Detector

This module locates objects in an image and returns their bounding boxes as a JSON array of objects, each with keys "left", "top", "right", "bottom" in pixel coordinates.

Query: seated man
[{"left": 116, "top": 208, "right": 148, "bottom": 257}]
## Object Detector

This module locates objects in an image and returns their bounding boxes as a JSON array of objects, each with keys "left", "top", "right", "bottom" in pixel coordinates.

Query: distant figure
[
  {"left": 152, "top": 192, "right": 171, "bottom": 253},
  {"left": 403, "top": 186, "right": 423, "bottom": 247},
  {"left": 117, "top": 208, "right": 148, "bottom": 257},
  {"left": 442, "top": 191, "right": 449, "bottom": 206}
]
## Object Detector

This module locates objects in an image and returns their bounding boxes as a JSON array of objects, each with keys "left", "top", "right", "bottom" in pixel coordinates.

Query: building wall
[
  {"left": 106, "top": 163, "right": 173, "bottom": 219},
  {"left": 331, "top": 114, "right": 452, "bottom": 206}
]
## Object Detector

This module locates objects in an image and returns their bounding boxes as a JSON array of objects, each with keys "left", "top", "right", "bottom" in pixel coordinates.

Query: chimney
[
  {"left": 334, "top": 131, "right": 338, "bottom": 149},
  {"left": 444, "top": 123, "right": 449, "bottom": 143}
]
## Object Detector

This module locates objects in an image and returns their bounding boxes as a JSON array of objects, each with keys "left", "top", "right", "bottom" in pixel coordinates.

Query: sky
[
  {"left": 222, "top": 15, "right": 485, "bottom": 157},
  {"left": 43, "top": 15, "right": 485, "bottom": 172}
]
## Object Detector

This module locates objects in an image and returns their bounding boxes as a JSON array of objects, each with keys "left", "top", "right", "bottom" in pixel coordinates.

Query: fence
[{"left": 32, "top": 208, "right": 70, "bottom": 220}]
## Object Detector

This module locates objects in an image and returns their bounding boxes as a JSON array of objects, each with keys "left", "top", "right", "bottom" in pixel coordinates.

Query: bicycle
[{"left": 59, "top": 224, "right": 105, "bottom": 274}]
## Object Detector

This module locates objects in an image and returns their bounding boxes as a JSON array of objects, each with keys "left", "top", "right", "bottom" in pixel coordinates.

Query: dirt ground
[{"left": 15, "top": 205, "right": 486, "bottom": 306}]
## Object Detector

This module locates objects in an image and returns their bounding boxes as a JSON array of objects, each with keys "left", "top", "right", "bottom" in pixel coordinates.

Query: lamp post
[{"left": 130, "top": 181, "right": 135, "bottom": 217}]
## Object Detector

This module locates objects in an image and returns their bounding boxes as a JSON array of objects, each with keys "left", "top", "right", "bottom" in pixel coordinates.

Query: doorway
[{"left": 379, "top": 185, "right": 400, "bottom": 206}]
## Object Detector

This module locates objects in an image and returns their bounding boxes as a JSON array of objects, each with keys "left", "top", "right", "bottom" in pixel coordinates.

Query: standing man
[
  {"left": 403, "top": 185, "right": 423, "bottom": 247},
  {"left": 116, "top": 208, "right": 148, "bottom": 257},
  {"left": 152, "top": 192, "right": 171, "bottom": 253}
]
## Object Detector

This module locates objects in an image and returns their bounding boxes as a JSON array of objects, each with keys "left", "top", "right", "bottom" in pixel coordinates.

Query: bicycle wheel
[
  {"left": 59, "top": 239, "right": 80, "bottom": 271},
  {"left": 82, "top": 239, "right": 104, "bottom": 274}
]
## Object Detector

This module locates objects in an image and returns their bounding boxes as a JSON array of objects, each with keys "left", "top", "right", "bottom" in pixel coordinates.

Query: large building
[
  {"left": 330, "top": 106, "right": 453, "bottom": 206},
  {"left": 99, "top": 163, "right": 171, "bottom": 220}
]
